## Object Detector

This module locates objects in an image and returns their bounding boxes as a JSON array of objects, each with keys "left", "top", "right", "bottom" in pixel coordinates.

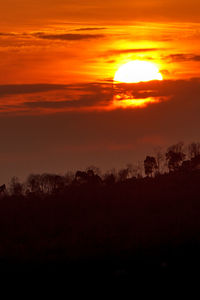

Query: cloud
[
  {"left": 1, "top": 78, "right": 200, "bottom": 114},
  {"left": 73, "top": 27, "right": 107, "bottom": 31},
  {"left": 0, "top": 82, "right": 113, "bottom": 113},
  {"left": 0, "top": 32, "right": 17, "bottom": 37},
  {"left": 22, "top": 98, "right": 102, "bottom": 109},
  {"left": 34, "top": 32, "right": 105, "bottom": 41},
  {"left": 164, "top": 53, "right": 200, "bottom": 62},
  {"left": 103, "top": 48, "right": 161, "bottom": 57},
  {"left": 0, "top": 84, "right": 66, "bottom": 97},
  {"left": 114, "top": 78, "right": 200, "bottom": 101}
]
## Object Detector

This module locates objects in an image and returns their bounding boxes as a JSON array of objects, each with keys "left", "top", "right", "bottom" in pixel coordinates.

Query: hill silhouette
[{"left": 0, "top": 141, "right": 200, "bottom": 278}]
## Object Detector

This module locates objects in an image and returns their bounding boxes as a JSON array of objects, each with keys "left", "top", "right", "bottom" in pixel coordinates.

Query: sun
[{"left": 114, "top": 60, "right": 163, "bottom": 83}]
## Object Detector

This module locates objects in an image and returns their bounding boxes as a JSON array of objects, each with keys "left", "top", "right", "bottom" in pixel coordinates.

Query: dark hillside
[{"left": 0, "top": 169, "right": 200, "bottom": 277}]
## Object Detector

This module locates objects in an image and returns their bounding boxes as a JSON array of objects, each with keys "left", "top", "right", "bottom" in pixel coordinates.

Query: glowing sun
[{"left": 114, "top": 60, "right": 163, "bottom": 83}]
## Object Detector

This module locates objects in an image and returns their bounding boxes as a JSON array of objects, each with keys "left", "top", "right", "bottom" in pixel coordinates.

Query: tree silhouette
[
  {"left": 103, "top": 173, "right": 116, "bottom": 185},
  {"left": 74, "top": 169, "right": 102, "bottom": 185},
  {"left": 26, "top": 174, "right": 42, "bottom": 194},
  {"left": 144, "top": 156, "right": 158, "bottom": 177},
  {"left": 118, "top": 168, "right": 130, "bottom": 182},
  {"left": 188, "top": 142, "right": 200, "bottom": 159},
  {"left": 9, "top": 176, "right": 23, "bottom": 196},
  {"left": 165, "top": 142, "right": 185, "bottom": 172}
]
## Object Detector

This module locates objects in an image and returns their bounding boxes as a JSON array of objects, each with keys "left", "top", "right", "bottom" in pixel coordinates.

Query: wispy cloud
[
  {"left": 0, "top": 82, "right": 112, "bottom": 114},
  {"left": 73, "top": 27, "right": 107, "bottom": 31},
  {"left": 0, "top": 32, "right": 17, "bottom": 37},
  {"left": 34, "top": 32, "right": 105, "bottom": 41},
  {"left": 164, "top": 53, "right": 200, "bottom": 62},
  {"left": 103, "top": 48, "right": 161, "bottom": 57}
]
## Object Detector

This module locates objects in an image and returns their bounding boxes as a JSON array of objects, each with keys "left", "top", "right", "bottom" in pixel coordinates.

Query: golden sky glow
[{"left": 0, "top": 21, "right": 200, "bottom": 113}]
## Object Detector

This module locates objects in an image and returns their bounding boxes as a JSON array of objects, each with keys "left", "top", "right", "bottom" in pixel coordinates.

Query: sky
[{"left": 0, "top": 0, "right": 200, "bottom": 183}]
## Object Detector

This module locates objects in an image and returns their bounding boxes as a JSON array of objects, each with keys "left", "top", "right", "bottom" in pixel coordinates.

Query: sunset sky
[{"left": 1, "top": 0, "right": 200, "bottom": 183}]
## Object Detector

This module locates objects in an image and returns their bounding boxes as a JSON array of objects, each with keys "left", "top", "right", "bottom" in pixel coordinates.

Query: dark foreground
[{"left": 1, "top": 170, "right": 200, "bottom": 278}]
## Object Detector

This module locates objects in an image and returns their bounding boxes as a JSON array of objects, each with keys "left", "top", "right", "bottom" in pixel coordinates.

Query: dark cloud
[
  {"left": 0, "top": 82, "right": 113, "bottom": 98},
  {"left": 0, "top": 84, "right": 66, "bottom": 97},
  {"left": 23, "top": 101, "right": 73, "bottom": 109},
  {"left": 73, "top": 27, "right": 107, "bottom": 31},
  {"left": 21, "top": 85, "right": 113, "bottom": 109},
  {"left": 164, "top": 53, "right": 200, "bottom": 62},
  {"left": 0, "top": 32, "right": 17, "bottom": 36},
  {"left": 1, "top": 78, "right": 200, "bottom": 114},
  {"left": 0, "top": 82, "right": 113, "bottom": 112},
  {"left": 115, "top": 78, "right": 200, "bottom": 100},
  {"left": 34, "top": 32, "right": 105, "bottom": 41},
  {"left": 23, "top": 97, "right": 106, "bottom": 109}
]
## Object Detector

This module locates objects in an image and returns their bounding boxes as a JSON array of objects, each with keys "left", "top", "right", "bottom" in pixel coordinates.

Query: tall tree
[
  {"left": 144, "top": 156, "right": 158, "bottom": 177},
  {"left": 165, "top": 142, "right": 185, "bottom": 172}
]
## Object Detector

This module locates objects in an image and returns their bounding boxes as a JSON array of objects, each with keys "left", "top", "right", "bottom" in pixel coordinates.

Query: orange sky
[
  {"left": 0, "top": 21, "right": 200, "bottom": 113},
  {"left": 1, "top": 0, "right": 200, "bottom": 26},
  {"left": 0, "top": 0, "right": 200, "bottom": 182}
]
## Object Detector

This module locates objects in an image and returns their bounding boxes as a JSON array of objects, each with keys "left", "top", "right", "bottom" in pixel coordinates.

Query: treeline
[
  {"left": 5, "top": 141, "right": 200, "bottom": 197},
  {"left": 0, "top": 141, "right": 200, "bottom": 275}
]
